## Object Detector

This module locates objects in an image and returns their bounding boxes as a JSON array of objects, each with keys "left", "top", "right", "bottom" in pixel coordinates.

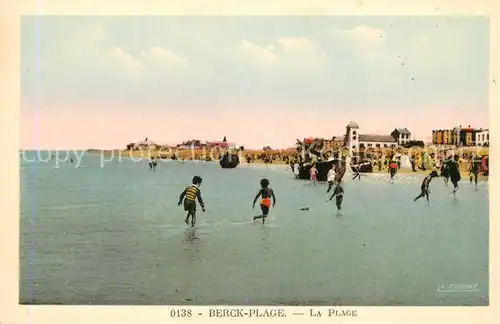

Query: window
[
  {"left": 487, "top": 134, "right": 489, "bottom": 141},
  {"left": 352, "top": 145, "right": 356, "bottom": 149},
  {"left": 391, "top": 144, "right": 396, "bottom": 148},
  {"left": 375, "top": 144, "right": 381, "bottom": 148},
  {"left": 359, "top": 143, "right": 365, "bottom": 148},
  {"left": 367, "top": 143, "right": 372, "bottom": 147},
  {"left": 352, "top": 135, "right": 357, "bottom": 140},
  {"left": 352, "top": 130, "right": 357, "bottom": 135},
  {"left": 384, "top": 144, "right": 388, "bottom": 148}
]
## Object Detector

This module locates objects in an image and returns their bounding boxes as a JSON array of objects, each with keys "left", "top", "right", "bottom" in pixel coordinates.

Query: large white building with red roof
[{"left": 345, "top": 121, "right": 412, "bottom": 153}]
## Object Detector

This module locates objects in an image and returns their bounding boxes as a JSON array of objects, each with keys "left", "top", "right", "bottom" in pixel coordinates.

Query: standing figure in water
[
  {"left": 178, "top": 176, "right": 206, "bottom": 227},
  {"left": 326, "top": 165, "right": 336, "bottom": 193},
  {"left": 293, "top": 161, "right": 300, "bottom": 179},
  {"left": 441, "top": 158, "right": 450, "bottom": 186},
  {"left": 310, "top": 164, "right": 318, "bottom": 185},
  {"left": 252, "top": 178, "right": 276, "bottom": 223},
  {"left": 388, "top": 160, "right": 398, "bottom": 182},
  {"left": 469, "top": 156, "right": 480, "bottom": 187},
  {"left": 414, "top": 171, "right": 438, "bottom": 202},
  {"left": 149, "top": 157, "right": 157, "bottom": 172},
  {"left": 328, "top": 180, "right": 344, "bottom": 210},
  {"left": 449, "top": 154, "right": 461, "bottom": 194},
  {"left": 352, "top": 164, "right": 361, "bottom": 181}
]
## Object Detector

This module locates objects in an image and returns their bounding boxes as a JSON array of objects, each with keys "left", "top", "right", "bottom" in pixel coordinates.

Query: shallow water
[{"left": 20, "top": 151, "right": 489, "bottom": 305}]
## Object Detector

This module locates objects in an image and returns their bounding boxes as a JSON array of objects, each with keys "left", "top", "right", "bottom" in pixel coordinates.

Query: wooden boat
[
  {"left": 220, "top": 153, "right": 240, "bottom": 169},
  {"left": 350, "top": 161, "right": 373, "bottom": 173},
  {"left": 298, "top": 159, "right": 338, "bottom": 181}
]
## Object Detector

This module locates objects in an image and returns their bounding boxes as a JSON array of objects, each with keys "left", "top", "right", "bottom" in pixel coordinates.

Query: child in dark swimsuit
[
  {"left": 414, "top": 171, "right": 438, "bottom": 202},
  {"left": 178, "top": 176, "right": 206, "bottom": 227},
  {"left": 352, "top": 164, "right": 361, "bottom": 180},
  {"left": 469, "top": 157, "right": 480, "bottom": 186},
  {"left": 252, "top": 178, "right": 276, "bottom": 223},
  {"left": 449, "top": 154, "right": 461, "bottom": 194},
  {"left": 328, "top": 181, "right": 344, "bottom": 210},
  {"left": 441, "top": 161, "right": 450, "bottom": 186}
]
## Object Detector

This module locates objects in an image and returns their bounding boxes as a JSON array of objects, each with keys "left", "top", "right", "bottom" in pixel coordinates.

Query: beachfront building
[
  {"left": 453, "top": 126, "right": 476, "bottom": 146},
  {"left": 391, "top": 128, "right": 412, "bottom": 146},
  {"left": 432, "top": 129, "right": 454, "bottom": 145},
  {"left": 206, "top": 141, "right": 237, "bottom": 149},
  {"left": 475, "top": 129, "right": 490, "bottom": 146},
  {"left": 130, "top": 139, "right": 159, "bottom": 150},
  {"left": 358, "top": 135, "right": 397, "bottom": 149},
  {"left": 433, "top": 125, "right": 487, "bottom": 147},
  {"left": 177, "top": 139, "right": 205, "bottom": 149},
  {"left": 345, "top": 121, "right": 399, "bottom": 155}
]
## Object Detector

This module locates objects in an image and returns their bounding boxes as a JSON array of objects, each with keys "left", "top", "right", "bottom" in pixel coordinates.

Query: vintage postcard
[{"left": 1, "top": 0, "right": 498, "bottom": 323}]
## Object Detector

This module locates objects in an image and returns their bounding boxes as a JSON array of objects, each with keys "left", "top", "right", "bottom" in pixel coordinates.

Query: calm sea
[{"left": 19, "top": 151, "right": 489, "bottom": 305}]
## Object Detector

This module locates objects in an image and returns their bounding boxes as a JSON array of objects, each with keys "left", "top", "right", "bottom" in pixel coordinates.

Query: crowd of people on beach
[{"left": 168, "top": 145, "right": 489, "bottom": 227}]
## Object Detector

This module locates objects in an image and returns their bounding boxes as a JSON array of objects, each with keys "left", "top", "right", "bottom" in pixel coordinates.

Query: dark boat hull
[
  {"left": 351, "top": 162, "right": 373, "bottom": 173},
  {"left": 298, "top": 160, "right": 337, "bottom": 181},
  {"left": 220, "top": 154, "right": 240, "bottom": 169}
]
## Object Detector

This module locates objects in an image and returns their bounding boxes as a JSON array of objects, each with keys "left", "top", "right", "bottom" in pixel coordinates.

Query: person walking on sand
[
  {"left": 178, "top": 176, "right": 206, "bottom": 227},
  {"left": 469, "top": 155, "right": 480, "bottom": 187},
  {"left": 414, "top": 171, "right": 438, "bottom": 202},
  {"left": 449, "top": 154, "right": 461, "bottom": 195},
  {"left": 388, "top": 160, "right": 398, "bottom": 183},
  {"left": 293, "top": 161, "right": 300, "bottom": 179},
  {"left": 252, "top": 178, "right": 276, "bottom": 224},
  {"left": 410, "top": 155, "right": 417, "bottom": 172},
  {"left": 441, "top": 156, "right": 451, "bottom": 186},
  {"left": 310, "top": 164, "right": 318, "bottom": 185}
]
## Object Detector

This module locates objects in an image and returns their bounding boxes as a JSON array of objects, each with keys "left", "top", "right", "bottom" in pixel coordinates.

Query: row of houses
[
  {"left": 126, "top": 137, "right": 237, "bottom": 150},
  {"left": 432, "top": 126, "right": 489, "bottom": 147},
  {"left": 176, "top": 139, "right": 237, "bottom": 150}
]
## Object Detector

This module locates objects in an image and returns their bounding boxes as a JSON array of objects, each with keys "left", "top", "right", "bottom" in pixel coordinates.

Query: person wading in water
[
  {"left": 252, "top": 178, "right": 276, "bottom": 224},
  {"left": 414, "top": 171, "right": 439, "bottom": 202},
  {"left": 178, "top": 176, "right": 206, "bottom": 227}
]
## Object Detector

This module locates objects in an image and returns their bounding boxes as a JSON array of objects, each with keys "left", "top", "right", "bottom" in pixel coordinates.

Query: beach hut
[{"left": 399, "top": 155, "right": 412, "bottom": 170}]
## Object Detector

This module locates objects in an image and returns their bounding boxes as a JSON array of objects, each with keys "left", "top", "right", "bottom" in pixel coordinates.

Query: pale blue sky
[{"left": 21, "top": 16, "right": 489, "bottom": 149}]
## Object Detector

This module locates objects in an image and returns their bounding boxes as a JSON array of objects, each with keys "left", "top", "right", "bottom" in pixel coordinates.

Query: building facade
[
  {"left": 432, "top": 129, "right": 454, "bottom": 145},
  {"left": 321, "top": 136, "right": 345, "bottom": 151},
  {"left": 432, "top": 125, "right": 488, "bottom": 147},
  {"left": 475, "top": 129, "right": 490, "bottom": 146},
  {"left": 345, "top": 121, "right": 402, "bottom": 154},
  {"left": 390, "top": 128, "right": 412, "bottom": 145}
]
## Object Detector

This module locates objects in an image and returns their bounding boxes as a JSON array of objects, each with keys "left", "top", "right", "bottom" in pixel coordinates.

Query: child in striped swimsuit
[{"left": 178, "top": 176, "right": 206, "bottom": 227}]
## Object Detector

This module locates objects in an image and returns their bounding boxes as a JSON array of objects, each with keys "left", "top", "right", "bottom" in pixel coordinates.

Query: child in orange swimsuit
[{"left": 252, "top": 178, "right": 276, "bottom": 223}]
